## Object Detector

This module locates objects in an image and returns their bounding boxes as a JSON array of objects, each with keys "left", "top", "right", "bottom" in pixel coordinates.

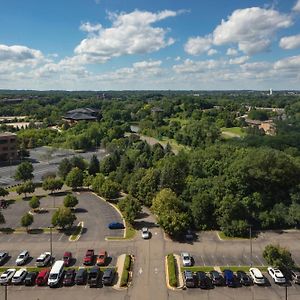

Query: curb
[
  {"left": 165, "top": 255, "right": 184, "bottom": 291},
  {"left": 69, "top": 221, "right": 84, "bottom": 242},
  {"left": 112, "top": 254, "right": 133, "bottom": 291}
]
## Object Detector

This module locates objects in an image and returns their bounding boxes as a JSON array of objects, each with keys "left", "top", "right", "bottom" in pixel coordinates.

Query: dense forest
[{"left": 1, "top": 90, "right": 300, "bottom": 237}]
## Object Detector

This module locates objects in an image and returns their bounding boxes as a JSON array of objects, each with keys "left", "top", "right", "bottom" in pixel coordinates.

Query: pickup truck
[{"left": 83, "top": 249, "right": 94, "bottom": 265}]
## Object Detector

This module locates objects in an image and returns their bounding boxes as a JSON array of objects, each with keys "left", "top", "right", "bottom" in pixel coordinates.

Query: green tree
[
  {"left": 42, "top": 177, "right": 64, "bottom": 194},
  {"left": 0, "top": 187, "right": 9, "bottom": 199},
  {"left": 263, "top": 244, "right": 295, "bottom": 269},
  {"left": 99, "top": 179, "right": 120, "bottom": 199},
  {"left": 14, "top": 161, "right": 34, "bottom": 182},
  {"left": 65, "top": 167, "right": 84, "bottom": 190},
  {"left": 118, "top": 195, "right": 142, "bottom": 224},
  {"left": 63, "top": 194, "right": 79, "bottom": 208},
  {"left": 100, "top": 156, "right": 116, "bottom": 175},
  {"left": 29, "top": 195, "right": 40, "bottom": 210},
  {"left": 58, "top": 158, "right": 72, "bottom": 179},
  {"left": 88, "top": 154, "right": 100, "bottom": 175},
  {"left": 70, "top": 156, "right": 86, "bottom": 171},
  {"left": 16, "top": 180, "right": 35, "bottom": 198},
  {"left": 91, "top": 173, "right": 106, "bottom": 194},
  {"left": 51, "top": 207, "right": 76, "bottom": 229},
  {"left": 21, "top": 213, "right": 34, "bottom": 231}
]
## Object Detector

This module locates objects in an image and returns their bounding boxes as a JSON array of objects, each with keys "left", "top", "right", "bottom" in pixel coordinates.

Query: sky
[{"left": 0, "top": 0, "right": 300, "bottom": 90}]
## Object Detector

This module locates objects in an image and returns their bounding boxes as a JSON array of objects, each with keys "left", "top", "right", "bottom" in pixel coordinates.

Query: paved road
[{"left": 0, "top": 147, "right": 108, "bottom": 186}]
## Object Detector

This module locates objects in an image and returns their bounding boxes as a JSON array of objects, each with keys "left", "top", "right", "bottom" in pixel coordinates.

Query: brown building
[{"left": 0, "top": 132, "right": 18, "bottom": 162}]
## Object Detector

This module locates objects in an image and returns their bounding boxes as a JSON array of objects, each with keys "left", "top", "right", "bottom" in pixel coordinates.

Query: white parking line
[
  {"left": 58, "top": 233, "right": 64, "bottom": 241},
  {"left": 200, "top": 255, "right": 206, "bottom": 266},
  {"left": 255, "top": 255, "right": 264, "bottom": 265}
]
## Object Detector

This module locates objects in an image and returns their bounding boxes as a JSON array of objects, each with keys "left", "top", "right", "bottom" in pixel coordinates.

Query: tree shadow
[
  {"left": 74, "top": 208, "right": 88, "bottom": 213},
  {"left": 133, "top": 220, "right": 159, "bottom": 230},
  {"left": 28, "top": 228, "right": 44, "bottom": 234},
  {"left": 0, "top": 227, "right": 15, "bottom": 234},
  {"left": 135, "top": 211, "right": 150, "bottom": 220}
]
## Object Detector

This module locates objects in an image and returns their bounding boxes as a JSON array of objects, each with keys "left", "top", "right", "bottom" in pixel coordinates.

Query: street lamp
[
  {"left": 49, "top": 225, "right": 53, "bottom": 265},
  {"left": 249, "top": 224, "right": 253, "bottom": 267}
]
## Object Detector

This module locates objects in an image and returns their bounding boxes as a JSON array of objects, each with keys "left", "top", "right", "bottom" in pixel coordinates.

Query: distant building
[
  {"left": 63, "top": 108, "right": 99, "bottom": 123},
  {"left": 269, "top": 89, "right": 273, "bottom": 96},
  {"left": 0, "top": 132, "right": 18, "bottom": 162},
  {"left": 245, "top": 119, "right": 276, "bottom": 136}
]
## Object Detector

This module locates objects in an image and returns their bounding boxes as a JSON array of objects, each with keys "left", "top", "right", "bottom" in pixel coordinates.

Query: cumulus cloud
[
  {"left": 274, "top": 55, "right": 300, "bottom": 70},
  {"left": 184, "top": 36, "right": 212, "bottom": 55},
  {"left": 229, "top": 56, "right": 249, "bottom": 65},
  {"left": 173, "top": 58, "right": 224, "bottom": 74},
  {"left": 0, "top": 44, "right": 43, "bottom": 62},
  {"left": 80, "top": 22, "right": 102, "bottom": 33},
  {"left": 280, "top": 34, "right": 300, "bottom": 50},
  {"left": 74, "top": 10, "right": 182, "bottom": 64},
  {"left": 207, "top": 49, "right": 218, "bottom": 56},
  {"left": 226, "top": 48, "right": 239, "bottom": 56},
  {"left": 293, "top": 0, "right": 300, "bottom": 12},
  {"left": 185, "top": 7, "right": 292, "bottom": 56}
]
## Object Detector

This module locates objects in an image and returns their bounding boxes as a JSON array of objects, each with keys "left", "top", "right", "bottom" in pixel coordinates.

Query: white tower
[{"left": 269, "top": 88, "right": 273, "bottom": 96}]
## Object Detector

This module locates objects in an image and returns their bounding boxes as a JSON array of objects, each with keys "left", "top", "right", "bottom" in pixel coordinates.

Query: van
[
  {"left": 48, "top": 260, "right": 64, "bottom": 287},
  {"left": 249, "top": 268, "right": 265, "bottom": 285}
]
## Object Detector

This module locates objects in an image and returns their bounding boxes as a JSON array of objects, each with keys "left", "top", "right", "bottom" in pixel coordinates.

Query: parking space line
[
  {"left": 200, "top": 255, "right": 206, "bottom": 266},
  {"left": 255, "top": 255, "right": 264, "bottom": 265},
  {"left": 58, "top": 233, "right": 64, "bottom": 241}
]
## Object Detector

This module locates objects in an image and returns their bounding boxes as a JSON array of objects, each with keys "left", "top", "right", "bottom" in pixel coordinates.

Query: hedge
[{"left": 167, "top": 254, "right": 177, "bottom": 287}]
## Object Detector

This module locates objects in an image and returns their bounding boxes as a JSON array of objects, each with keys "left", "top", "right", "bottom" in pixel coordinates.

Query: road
[{"left": 0, "top": 147, "right": 108, "bottom": 186}]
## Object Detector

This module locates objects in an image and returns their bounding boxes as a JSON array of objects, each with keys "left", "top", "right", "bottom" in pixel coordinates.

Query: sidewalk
[{"left": 114, "top": 254, "right": 127, "bottom": 290}]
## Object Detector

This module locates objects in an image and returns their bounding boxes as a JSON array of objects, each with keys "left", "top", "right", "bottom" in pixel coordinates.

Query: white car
[
  {"left": 141, "top": 227, "right": 150, "bottom": 239},
  {"left": 268, "top": 267, "right": 286, "bottom": 284},
  {"left": 11, "top": 269, "right": 27, "bottom": 285},
  {"left": 181, "top": 252, "right": 192, "bottom": 267},
  {"left": 249, "top": 267, "right": 265, "bottom": 285},
  {"left": 36, "top": 252, "right": 52, "bottom": 267},
  {"left": 0, "top": 269, "right": 16, "bottom": 285},
  {"left": 15, "top": 250, "right": 29, "bottom": 266}
]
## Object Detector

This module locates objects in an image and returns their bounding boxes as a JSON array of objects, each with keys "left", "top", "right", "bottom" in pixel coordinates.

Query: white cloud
[
  {"left": 79, "top": 22, "right": 102, "bottom": 34},
  {"left": 280, "top": 34, "right": 300, "bottom": 50},
  {"left": 213, "top": 7, "right": 292, "bottom": 55},
  {"left": 173, "top": 58, "right": 224, "bottom": 74},
  {"left": 184, "top": 36, "right": 212, "bottom": 55},
  {"left": 74, "top": 10, "right": 182, "bottom": 64},
  {"left": 0, "top": 44, "right": 43, "bottom": 63},
  {"left": 207, "top": 49, "right": 218, "bottom": 56},
  {"left": 226, "top": 48, "right": 239, "bottom": 56},
  {"left": 229, "top": 56, "right": 249, "bottom": 65},
  {"left": 274, "top": 55, "right": 300, "bottom": 70},
  {"left": 175, "top": 56, "right": 181, "bottom": 61},
  {"left": 293, "top": 0, "right": 300, "bottom": 12}
]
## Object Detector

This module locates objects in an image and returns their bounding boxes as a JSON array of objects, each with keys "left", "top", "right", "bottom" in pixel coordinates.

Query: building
[
  {"left": 62, "top": 108, "right": 99, "bottom": 123},
  {"left": 245, "top": 119, "right": 276, "bottom": 136},
  {"left": 0, "top": 132, "right": 18, "bottom": 162}
]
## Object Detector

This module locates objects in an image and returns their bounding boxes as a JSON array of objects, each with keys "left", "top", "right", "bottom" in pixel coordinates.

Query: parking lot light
[
  {"left": 49, "top": 225, "right": 54, "bottom": 265},
  {"left": 249, "top": 224, "right": 253, "bottom": 267},
  {"left": 4, "top": 284, "right": 7, "bottom": 300}
]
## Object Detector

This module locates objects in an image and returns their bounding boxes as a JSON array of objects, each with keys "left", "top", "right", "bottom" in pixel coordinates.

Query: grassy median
[
  {"left": 167, "top": 254, "right": 177, "bottom": 287},
  {"left": 120, "top": 255, "right": 131, "bottom": 287}
]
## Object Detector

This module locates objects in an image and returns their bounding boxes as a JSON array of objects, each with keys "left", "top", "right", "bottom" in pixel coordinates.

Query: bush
[
  {"left": 167, "top": 254, "right": 177, "bottom": 287},
  {"left": 120, "top": 255, "right": 131, "bottom": 287}
]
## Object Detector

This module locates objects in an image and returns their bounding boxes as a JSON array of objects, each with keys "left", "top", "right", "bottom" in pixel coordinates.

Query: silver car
[
  {"left": 12, "top": 269, "right": 27, "bottom": 285},
  {"left": 15, "top": 250, "right": 29, "bottom": 266},
  {"left": 0, "top": 269, "right": 16, "bottom": 285}
]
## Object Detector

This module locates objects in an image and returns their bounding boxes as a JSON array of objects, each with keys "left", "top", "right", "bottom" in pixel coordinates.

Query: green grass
[
  {"left": 218, "top": 231, "right": 249, "bottom": 240},
  {"left": 106, "top": 222, "right": 136, "bottom": 240},
  {"left": 221, "top": 127, "right": 246, "bottom": 138},
  {"left": 167, "top": 254, "right": 177, "bottom": 287},
  {"left": 120, "top": 255, "right": 131, "bottom": 287},
  {"left": 69, "top": 222, "right": 83, "bottom": 241},
  {"left": 160, "top": 137, "right": 190, "bottom": 153},
  {"left": 220, "top": 266, "right": 268, "bottom": 272},
  {"left": 182, "top": 266, "right": 214, "bottom": 272}
]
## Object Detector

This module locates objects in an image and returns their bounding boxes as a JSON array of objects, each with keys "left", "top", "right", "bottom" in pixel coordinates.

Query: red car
[
  {"left": 83, "top": 249, "right": 94, "bottom": 265},
  {"left": 36, "top": 269, "right": 49, "bottom": 286},
  {"left": 63, "top": 251, "right": 72, "bottom": 267},
  {"left": 96, "top": 250, "right": 107, "bottom": 266}
]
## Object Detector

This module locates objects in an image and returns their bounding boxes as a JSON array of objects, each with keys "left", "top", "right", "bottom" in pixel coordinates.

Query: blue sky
[{"left": 0, "top": 0, "right": 300, "bottom": 90}]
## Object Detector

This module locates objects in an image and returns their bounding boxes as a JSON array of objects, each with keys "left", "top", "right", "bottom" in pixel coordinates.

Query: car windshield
[
  {"left": 19, "top": 254, "right": 24, "bottom": 258},
  {"left": 99, "top": 255, "right": 105, "bottom": 258},
  {"left": 49, "top": 274, "right": 57, "bottom": 279},
  {"left": 183, "top": 256, "right": 189, "bottom": 260},
  {"left": 66, "top": 273, "right": 73, "bottom": 278}
]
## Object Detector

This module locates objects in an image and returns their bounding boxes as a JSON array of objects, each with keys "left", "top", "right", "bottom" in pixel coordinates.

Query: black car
[
  {"left": 24, "top": 272, "right": 38, "bottom": 286},
  {"left": 75, "top": 268, "right": 87, "bottom": 285},
  {"left": 236, "top": 270, "right": 252, "bottom": 286},
  {"left": 102, "top": 268, "right": 115, "bottom": 286},
  {"left": 209, "top": 270, "right": 224, "bottom": 286},
  {"left": 196, "top": 271, "right": 211, "bottom": 289},
  {"left": 290, "top": 269, "right": 300, "bottom": 284},
  {"left": 0, "top": 252, "right": 8, "bottom": 265},
  {"left": 63, "top": 269, "right": 76, "bottom": 286},
  {"left": 88, "top": 267, "right": 100, "bottom": 287},
  {"left": 183, "top": 270, "right": 196, "bottom": 288}
]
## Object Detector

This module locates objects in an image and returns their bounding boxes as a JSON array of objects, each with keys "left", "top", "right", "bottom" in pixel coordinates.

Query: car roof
[
  {"left": 142, "top": 227, "right": 148, "bottom": 231},
  {"left": 250, "top": 268, "right": 263, "bottom": 276},
  {"left": 98, "top": 250, "right": 106, "bottom": 255},
  {"left": 4, "top": 269, "right": 16, "bottom": 273},
  {"left": 77, "top": 268, "right": 86, "bottom": 274},
  {"left": 181, "top": 252, "right": 190, "bottom": 256},
  {"left": 38, "top": 269, "right": 49, "bottom": 275},
  {"left": 103, "top": 268, "right": 114, "bottom": 275},
  {"left": 64, "top": 251, "right": 71, "bottom": 256},
  {"left": 19, "top": 250, "right": 28, "bottom": 255},
  {"left": 0, "top": 252, "right": 7, "bottom": 255},
  {"left": 14, "top": 269, "right": 26, "bottom": 276}
]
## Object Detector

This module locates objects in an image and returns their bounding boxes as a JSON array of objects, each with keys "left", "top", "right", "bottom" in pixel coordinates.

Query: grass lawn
[
  {"left": 182, "top": 266, "right": 215, "bottom": 272},
  {"left": 218, "top": 231, "right": 249, "bottom": 240},
  {"left": 221, "top": 127, "right": 246, "bottom": 138},
  {"left": 160, "top": 136, "right": 190, "bottom": 153},
  {"left": 69, "top": 222, "right": 83, "bottom": 241},
  {"left": 106, "top": 223, "right": 136, "bottom": 240}
]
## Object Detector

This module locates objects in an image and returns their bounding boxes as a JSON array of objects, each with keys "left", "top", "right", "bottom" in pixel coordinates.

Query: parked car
[
  {"left": 36, "top": 269, "right": 50, "bottom": 286},
  {"left": 75, "top": 267, "right": 87, "bottom": 285},
  {"left": 63, "top": 269, "right": 76, "bottom": 286},
  {"left": 183, "top": 270, "right": 196, "bottom": 288},
  {"left": 63, "top": 251, "right": 72, "bottom": 267},
  {"left": 196, "top": 271, "right": 211, "bottom": 289},
  {"left": 12, "top": 269, "right": 27, "bottom": 285},
  {"left": 249, "top": 268, "right": 265, "bottom": 285},
  {"left": 290, "top": 269, "right": 300, "bottom": 284},
  {"left": 83, "top": 249, "right": 94, "bottom": 265},
  {"left": 88, "top": 266, "right": 100, "bottom": 287},
  {"left": 0, "top": 200, "right": 8, "bottom": 209},
  {"left": 108, "top": 222, "right": 125, "bottom": 229},
  {"left": 0, "top": 269, "right": 16, "bottom": 285},
  {"left": 236, "top": 270, "right": 252, "bottom": 286},
  {"left": 209, "top": 270, "right": 224, "bottom": 286},
  {"left": 0, "top": 252, "right": 8, "bottom": 265},
  {"left": 36, "top": 252, "right": 52, "bottom": 267},
  {"left": 15, "top": 250, "right": 29, "bottom": 266},
  {"left": 102, "top": 268, "right": 115, "bottom": 286},
  {"left": 141, "top": 227, "right": 150, "bottom": 239},
  {"left": 223, "top": 269, "right": 235, "bottom": 287},
  {"left": 96, "top": 250, "right": 107, "bottom": 266},
  {"left": 24, "top": 271, "right": 38, "bottom": 286},
  {"left": 268, "top": 267, "right": 286, "bottom": 284},
  {"left": 180, "top": 252, "right": 192, "bottom": 267}
]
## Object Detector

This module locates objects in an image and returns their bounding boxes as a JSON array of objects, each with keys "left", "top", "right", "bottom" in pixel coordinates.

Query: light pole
[
  {"left": 4, "top": 284, "right": 7, "bottom": 300},
  {"left": 49, "top": 225, "right": 53, "bottom": 265},
  {"left": 249, "top": 224, "right": 253, "bottom": 267},
  {"left": 285, "top": 283, "right": 288, "bottom": 300}
]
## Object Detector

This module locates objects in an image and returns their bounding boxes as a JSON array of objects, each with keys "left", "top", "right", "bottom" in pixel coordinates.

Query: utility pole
[
  {"left": 250, "top": 224, "right": 253, "bottom": 267},
  {"left": 285, "top": 284, "right": 288, "bottom": 300},
  {"left": 4, "top": 284, "right": 7, "bottom": 300},
  {"left": 49, "top": 225, "right": 53, "bottom": 265}
]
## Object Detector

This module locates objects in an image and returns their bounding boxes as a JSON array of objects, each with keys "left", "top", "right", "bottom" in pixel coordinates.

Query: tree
[
  {"left": 118, "top": 195, "right": 142, "bottom": 224},
  {"left": 58, "top": 158, "right": 72, "bottom": 179},
  {"left": 29, "top": 195, "right": 40, "bottom": 210},
  {"left": 0, "top": 187, "right": 9, "bottom": 199},
  {"left": 63, "top": 194, "right": 79, "bottom": 208},
  {"left": 14, "top": 161, "right": 34, "bottom": 182},
  {"left": 99, "top": 179, "right": 120, "bottom": 199},
  {"left": 51, "top": 207, "right": 76, "bottom": 229},
  {"left": 88, "top": 154, "right": 100, "bottom": 175},
  {"left": 91, "top": 173, "right": 106, "bottom": 194},
  {"left": 42, "top": 177, "right": 63, "bottom": 194},
  {"left": 263, "top": 244, "right": 295, "bottom": 269},
  {"left": 16, "top": 180, "right": 35, "bottom": 198},
  {"left": 65, "top": 167, "right": 84, "bottom": 190},
  {"left": 70, "top": 156, "right": 86, "bottom": 171},
  {"left": 100, "top": 156, "right": 116, "bottom": 175},
  {"left": 21, "top": 213, "right": 34, "bottom": 231}
]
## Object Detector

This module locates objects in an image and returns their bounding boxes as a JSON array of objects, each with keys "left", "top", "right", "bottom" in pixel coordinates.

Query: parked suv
[
  {"left": 180, "top": 252, "right": 192, "bottom": 267},
  {"left": 0, "top": 269, "right": 16, "bottom": 285},
  {"left": 196, "top": 271, "right": 211, "bottom": 289},
  {"left": 75, "top": 268, "right": 87, "bottom": 285},
  {"left": 88, "top": 266, "right": 100, "bottom": 287},
  {"left": 36, "top": 252, "right": 52, "bottom": 267},
  {"left": 36, "top": 269, "right": 50, "bottom": 286},
  {"left": 268, "top": 267, "right": 286, "bottom": 284},
  {"left": 223, "top": 269, "right": 235, "bottom": 287},
  {"left": 290, "top": 269, "right": 300, "bottom": 284},
  {"left": 249, "top": 268, "right": 265, "bottom": 285},
  {"left": 15, "top": 250, "right": 29, "bottom": 266},
  {"left": 63, "top": 252, "right": 72, "bottom": 267},
  {"left": 183, "top": 270, "right": 196, "bottom": 288},
  {"left": 209, "top": 270, "right": 223, "bottom": 286},
  {"left": 12, "top": 269, "right": 27, "bottom": 285},
  {"left": 24, "top": 272, "right": 38, "bottom": 286},
  {"left": 102, "top": 268, "right": 115, "bottom": 286},
  {"left": 83, "top": 249, "right": 94, "bottom": 265}
]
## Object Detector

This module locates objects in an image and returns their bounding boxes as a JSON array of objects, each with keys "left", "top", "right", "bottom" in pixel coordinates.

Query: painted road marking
[{"left": 139, "top": 267, "right": 143, "bottom": 275}]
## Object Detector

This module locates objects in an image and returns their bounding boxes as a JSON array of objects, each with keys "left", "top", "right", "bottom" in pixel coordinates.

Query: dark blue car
[
  {"left": 223, "top": 269, "right": 235, "bottom": 287},
  {"left": 108, "top": 222, "right": 125, "bottom": 229}
]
